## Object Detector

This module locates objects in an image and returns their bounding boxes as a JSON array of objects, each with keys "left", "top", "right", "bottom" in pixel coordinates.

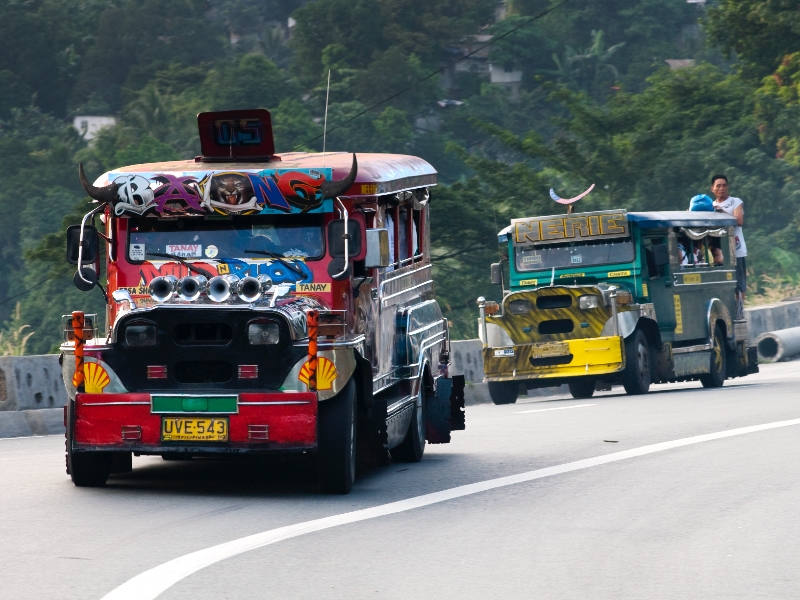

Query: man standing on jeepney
[{"left": 710, "top": 174, "right": 747, "bottom": 315}]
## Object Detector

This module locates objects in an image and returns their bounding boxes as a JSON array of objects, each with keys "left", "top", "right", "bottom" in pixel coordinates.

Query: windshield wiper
[
  {"left": 146, "top": 252, "right": 213, "bottom": 279},
  {"left": 244, "top": 249, "right": 306, "bottom": 278}
]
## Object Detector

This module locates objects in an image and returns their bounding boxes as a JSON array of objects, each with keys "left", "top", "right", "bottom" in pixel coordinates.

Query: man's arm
[{"left": 734, "top": 203, "right": 744, "bottom": 227}]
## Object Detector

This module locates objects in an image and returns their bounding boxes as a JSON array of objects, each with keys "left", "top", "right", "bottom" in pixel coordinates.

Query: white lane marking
[
  {"left": 101, "top": 417, "right": 800, "bottom": 600},
  {"left": 0, "top": 434, "right": 57, "bottom": 442},
  {"left": 515, "top": 403, "right": 596, "bottom": 414}
]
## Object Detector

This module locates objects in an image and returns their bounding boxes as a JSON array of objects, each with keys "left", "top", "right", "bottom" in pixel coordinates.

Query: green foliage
[
  {"left": 2, "top": 0, "right": 800, "bottom": 347},
  {"left": 705, "top": 0, "right": 800, "bottom": 79}
]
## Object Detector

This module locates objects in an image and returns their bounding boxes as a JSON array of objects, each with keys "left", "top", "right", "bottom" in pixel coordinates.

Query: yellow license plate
[
  {"left": 531, "top": 343, "right": 570, "bottom": 358},
  {"left": 161, "top": 417, "right": 229, "bottom": 442}
]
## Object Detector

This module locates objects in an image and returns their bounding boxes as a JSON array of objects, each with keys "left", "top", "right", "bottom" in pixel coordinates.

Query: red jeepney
[{"left": 61, "top": 109, "right": 463, "bottom": 493}]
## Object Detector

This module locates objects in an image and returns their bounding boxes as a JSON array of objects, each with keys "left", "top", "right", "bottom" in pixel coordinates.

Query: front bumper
[
  {"left": 483, "top": 336, "right": 624, "bottom": 382},
  {"left": 71, "top": 392, "right": 317, "bottom": 454}
]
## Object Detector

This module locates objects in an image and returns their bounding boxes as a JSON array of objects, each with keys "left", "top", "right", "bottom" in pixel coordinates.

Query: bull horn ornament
[
  {"left": 79, "top": 162, "right": 120, "bottom": 204},
  {"left": 320, "top": 154, "right": 358, "bottom": 199}
]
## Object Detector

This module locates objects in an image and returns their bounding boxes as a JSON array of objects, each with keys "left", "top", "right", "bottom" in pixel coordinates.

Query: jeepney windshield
[
  {"left": 126, "top": 215, "right": 324, "bottom": 262},
  {"left": 515, "top": 238, "right": 635, "bottom": 272}
]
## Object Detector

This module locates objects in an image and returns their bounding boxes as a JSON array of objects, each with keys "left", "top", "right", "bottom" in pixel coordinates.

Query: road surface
[{"left": 3, "top": 362, "right": 800, "bottom": 599}]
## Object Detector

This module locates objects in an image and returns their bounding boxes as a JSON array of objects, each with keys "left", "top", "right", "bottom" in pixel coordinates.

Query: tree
[{"left": 705, "top": 0, "right": 800, "bottom": 79}]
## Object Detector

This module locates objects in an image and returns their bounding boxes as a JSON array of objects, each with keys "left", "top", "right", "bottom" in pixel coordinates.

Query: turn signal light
[
  {"left": 147, "top": 365, "right": 168, "bottom": 379},
  {"left": 615, "top": 290, "right": 633, "bottom": 305},
  {"left": 484, "top": 301, "right": 500, "bottom": 315},
  {"left": 238, "top": 365, "right": 258, "bottom": 379}
]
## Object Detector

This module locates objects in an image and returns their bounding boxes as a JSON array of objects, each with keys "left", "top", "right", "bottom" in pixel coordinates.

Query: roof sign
[
  {"left": 511, "top": 210, "right": 629, "bottom": 246},
  {"left": 197, "top": 109, "right": 275, "bottom": 160}
]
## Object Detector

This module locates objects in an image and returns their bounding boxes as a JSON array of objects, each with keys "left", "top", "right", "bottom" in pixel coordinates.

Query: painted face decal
[{"left": 200, "top": 172, "right": 261, "bottom": 215}]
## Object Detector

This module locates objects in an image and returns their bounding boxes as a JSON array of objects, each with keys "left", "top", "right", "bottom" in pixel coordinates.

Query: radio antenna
[{"left": 322, "top": 69, "right": 331, "bottom": 167}]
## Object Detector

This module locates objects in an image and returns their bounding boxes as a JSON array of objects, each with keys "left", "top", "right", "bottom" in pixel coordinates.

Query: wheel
[
  {"left": 391, "top": 380, "right": 427, "bottom": 462},
  {"left": 700, "top": 325, "right": 727, "bottom": 388},
  {"left": 622, "top": 330, "right": 652, "bottom": 395},
  {"left": 66, "top": 400, "right": 111, "bottom": 487},
  {"left": 488, "top": 381, "right": 519, "bottom": 405},
  {"left": 568, "top": 379, "right": 595, "bottom": 399},
  {"left": 317, "top": 378, "right": 357, "bottom": 494}
]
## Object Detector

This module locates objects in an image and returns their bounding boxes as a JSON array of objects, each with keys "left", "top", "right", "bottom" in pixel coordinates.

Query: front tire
[
  {"left": 391, "top": 381, "right": 427, "bottom": 462},
  {"left": 568, "top": 379, "right": 596, "bottom": 399},
  {"left": 700, "top": 325, "right": 727, "bottom": 388},
  {"left": 317, "top": 378, "right": 357, "bottom": 494},
  {"left": 622, "top": 330, "right": 652, "bottom": 395},
  {"left": 488, "top": 381, "right": 519, "bottom": 405}
]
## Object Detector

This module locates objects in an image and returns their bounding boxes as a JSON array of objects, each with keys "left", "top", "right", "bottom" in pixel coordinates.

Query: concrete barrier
[
  {"left": 0, "top": 408, "right": 64, "bottom": 438},
  {"left": 0, "top": 355, "right": 67, "bottom": 412},
  {"left": 745, "top": 300, "right": 800, "bottom": 342}
]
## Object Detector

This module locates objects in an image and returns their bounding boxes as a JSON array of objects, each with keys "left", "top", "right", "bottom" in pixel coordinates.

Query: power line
[
  {"left": 295, "top": 0, "right": 571, "bottom": 150},
  {"left": 0, "top": 269, "right": 72, "bottom": 307}
]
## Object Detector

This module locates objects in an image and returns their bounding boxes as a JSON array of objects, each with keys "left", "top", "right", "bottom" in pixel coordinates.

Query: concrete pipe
[{"left": 754, "top": 326, "right": 800, "bottom": 362}]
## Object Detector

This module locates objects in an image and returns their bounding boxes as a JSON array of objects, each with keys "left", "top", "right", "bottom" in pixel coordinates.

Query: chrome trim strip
[
  {"left": 387, "top": 395, "right": 416, "bottom": 416},
  {"left": 383, "top": 263, "right": 431, "bottom": 282},
  {"left": 382, "top": 279, "right": 433, "bottom": 302},
  {"left": 672, "top": 343, "right": 712, "bottom": 354},
  {"left": 83, "top": 402, "right": 150, "bottom": 406},
  {"left": 407, "top": 318, "right": 446, "bottom": 337}
]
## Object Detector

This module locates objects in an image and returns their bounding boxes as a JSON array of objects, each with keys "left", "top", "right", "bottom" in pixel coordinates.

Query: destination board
[{"left": 511, "top": 210, "right": 629, "bottom": 246}]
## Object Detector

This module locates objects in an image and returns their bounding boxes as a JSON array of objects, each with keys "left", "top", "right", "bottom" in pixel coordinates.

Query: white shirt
[{"left": 713, "top": 196, "right": 747, "bottom": 257}]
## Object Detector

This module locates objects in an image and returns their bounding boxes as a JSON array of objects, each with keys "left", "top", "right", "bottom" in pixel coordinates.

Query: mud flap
[
  {"left": 747, "top": 346, "right": 759, "bottom": 374},
  {"left": 450, "top": 375, "right": 466, "bottom": 431},
  {"left": 426, "top": 378, "right": 452, "bottom": 444}
]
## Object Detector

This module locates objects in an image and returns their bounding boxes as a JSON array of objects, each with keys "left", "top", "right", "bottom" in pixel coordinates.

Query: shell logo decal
[
  {"left": 298, "top": 357, "right": 337, "bottom": 391},
  {"left": 83, "top": 362, "right": 110, "bottom": 394}
]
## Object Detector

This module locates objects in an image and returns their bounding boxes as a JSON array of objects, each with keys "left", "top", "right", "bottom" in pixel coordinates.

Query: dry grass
[
  {"left": 0, "top": 302, "right": 34, "bottom": 356},
  {"left": 746, "top": 273, "right": 800, "bottom": 307}
]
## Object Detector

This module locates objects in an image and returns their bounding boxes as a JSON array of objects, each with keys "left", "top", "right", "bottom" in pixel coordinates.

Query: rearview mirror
[
  {"left": 66, "top": 225, "right": 99, "bottom": 265},
  {"left": 490, "top": 263, "right": 502, "bottom": 285},
  {"left": 653, "top": 244, "right": 670, "bottom": 267},
  {"left": 365, "top": 228, "right": 390, "bottom": 268},
  {"left": 327, "top": 219, "right": 363, "bottom": 258}
]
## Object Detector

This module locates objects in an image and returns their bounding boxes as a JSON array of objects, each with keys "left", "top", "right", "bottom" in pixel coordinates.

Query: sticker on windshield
[
  {"left": 205, "top": 245, "right": 218, "bottom": 258},
  {"left": 571, "top": 255, "right": 583, "bottom": 264},
  {"left": 522, "top": 254, "right": 542, "bottom": 265},
  {"left": 129, "top": 244, "right": 145, "bottom": 261},
  {"left": 166, "top": 244, "right": 202, "bottom": 258}
]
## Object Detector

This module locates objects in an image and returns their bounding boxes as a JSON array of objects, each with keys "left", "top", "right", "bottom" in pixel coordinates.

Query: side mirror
[
  {"left": 490, "top": 263, "right": 502, "bottom": 285},
  {"left": 653, "top": 244, "right": 670, "bottom": 267},
  {"left": 73, "top": 267, "right": 98, "bottom": 291},
  {"left": 66, "top": 224, "right": 99, "bottom": 265},
  {"left": 365, "top": 229, "right": 390, "bottom": 268},
  {"left": 327, "top": 219, "right": 363, "bottom": 258}
]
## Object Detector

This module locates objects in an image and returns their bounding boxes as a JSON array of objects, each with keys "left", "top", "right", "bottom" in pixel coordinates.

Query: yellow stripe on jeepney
[{"left": 482, "top": 336, "right": 624, "bottom": 380}]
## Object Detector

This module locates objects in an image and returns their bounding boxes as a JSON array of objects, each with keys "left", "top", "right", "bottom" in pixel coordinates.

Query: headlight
[
  {"left": 579, "top": 295, "right": 599, "bottom": 310},
  {"left": 508, "top": 299, "right": 531, "bottom": 315},
  {"left": 248, "top": 322, "right": 280, "bottom": 345},
  {"left": 125, "top": 321, "right": 157, "bottom": 346}
]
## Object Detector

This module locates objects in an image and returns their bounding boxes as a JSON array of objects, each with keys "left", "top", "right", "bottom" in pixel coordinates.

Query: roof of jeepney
[
  {"left": 102, "top": 151, "right": 437, "bottom": 197},
  {"left": 497, "top": 209, "right": 738, "bottom": 238},
  {"left": 626, "top": 211, "right": 737, "bottom": 228}
]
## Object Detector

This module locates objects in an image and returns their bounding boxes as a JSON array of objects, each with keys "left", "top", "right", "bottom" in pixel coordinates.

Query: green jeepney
[{"left": 480, "top": 209, "right": 758, "bottom": 404}]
